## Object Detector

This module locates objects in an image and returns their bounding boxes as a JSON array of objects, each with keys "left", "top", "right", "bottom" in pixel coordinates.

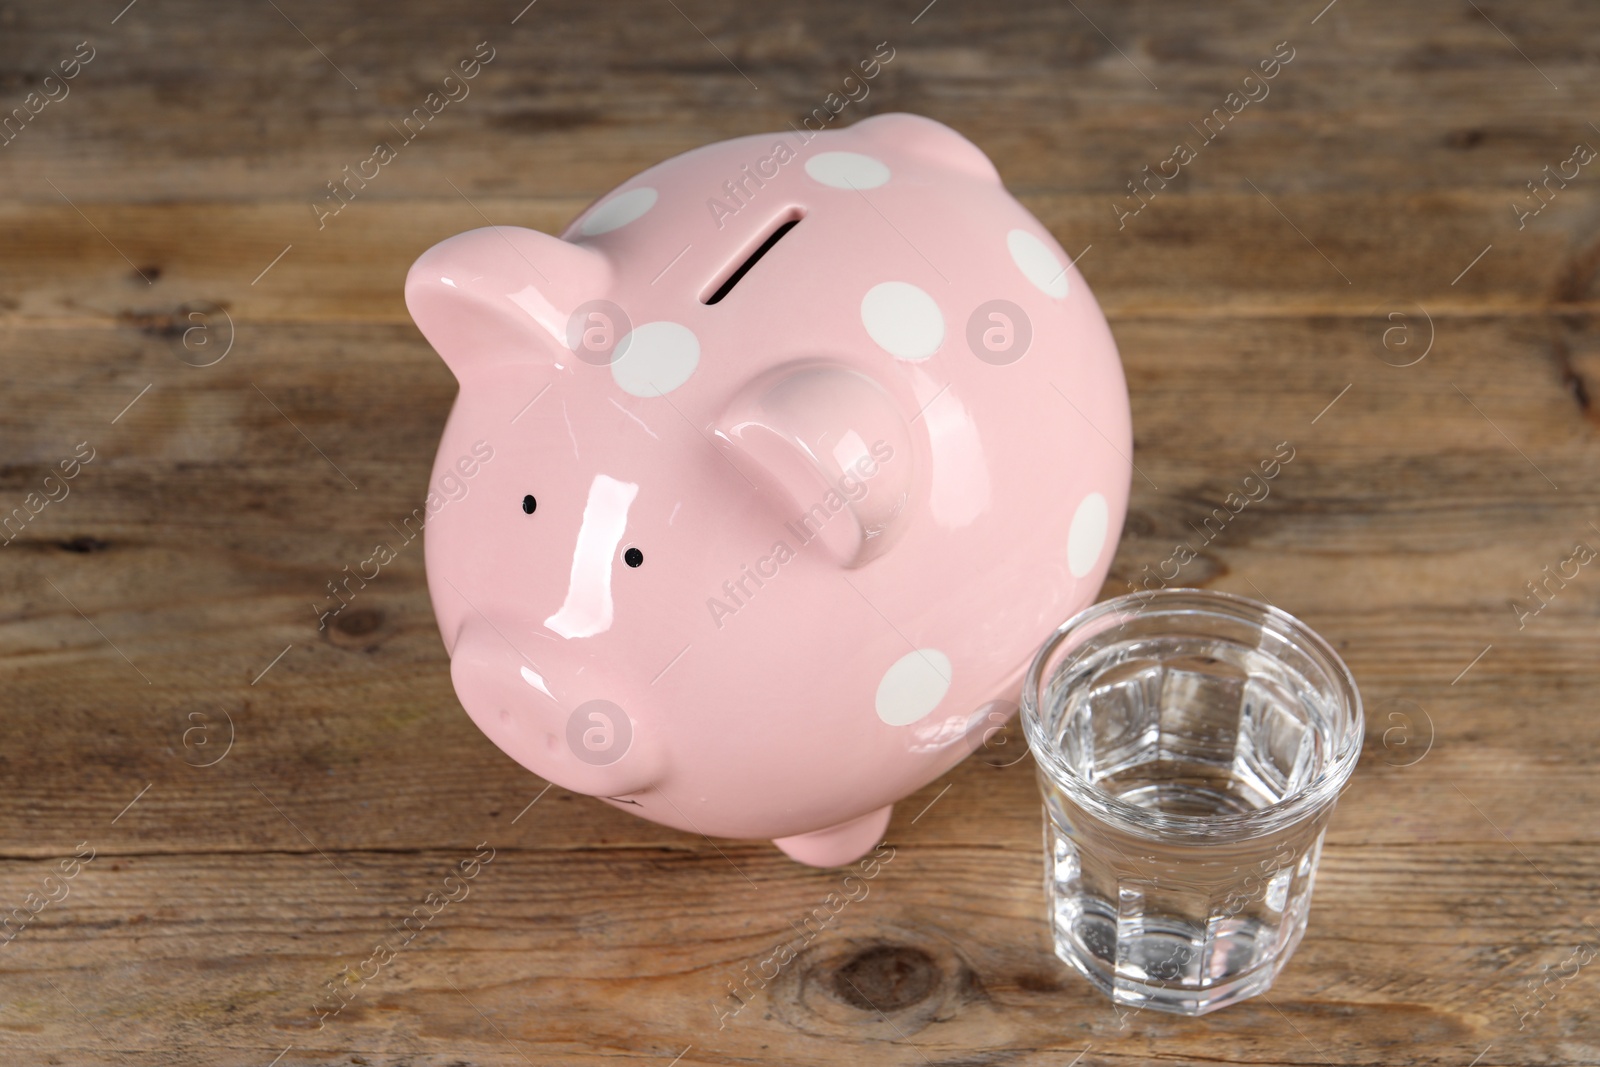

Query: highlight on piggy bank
[{"left": 405, "top": 113, "right": 1131, "bottom": 867}]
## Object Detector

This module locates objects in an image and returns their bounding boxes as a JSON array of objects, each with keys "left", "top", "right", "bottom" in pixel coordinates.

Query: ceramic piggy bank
[{"left": 407, "top": 113, "right": 1130, "bottom": 866}]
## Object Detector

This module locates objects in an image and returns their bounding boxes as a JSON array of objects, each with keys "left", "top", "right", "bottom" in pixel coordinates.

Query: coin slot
[{"left": 703, "top": 209, "right": 804, "bottom": 305}]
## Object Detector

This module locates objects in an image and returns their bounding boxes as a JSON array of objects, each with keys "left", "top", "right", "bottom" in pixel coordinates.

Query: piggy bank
[{"left": 406, "top": 113, "right": 1130, "bottom": 866}]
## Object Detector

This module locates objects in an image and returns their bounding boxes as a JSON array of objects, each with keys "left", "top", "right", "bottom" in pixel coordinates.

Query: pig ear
[
  {"left": 713, "top": 362, "right": 917, "bottom": 568},
  {"left": 847, "top": 112, "right": 1001, "bottom": 184},
  {"left": 405, "top": 226, "right": 611, "bottom": 382}
]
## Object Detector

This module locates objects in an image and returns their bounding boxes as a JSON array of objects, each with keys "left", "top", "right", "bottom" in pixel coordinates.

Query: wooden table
[{"left": 2, "top": 1, "right": 1597, "bottom": 1063}]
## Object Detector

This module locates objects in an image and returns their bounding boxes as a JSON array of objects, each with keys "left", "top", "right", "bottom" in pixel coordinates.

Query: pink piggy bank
[{"left": 406, "top": 113, "right": 1130, "bottom": 866}]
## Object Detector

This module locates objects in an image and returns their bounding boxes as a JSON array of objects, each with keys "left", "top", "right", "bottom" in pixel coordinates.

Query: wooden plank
[
  {"left": 0, "top": 838, "right": 1593, "bottom": 1065},
  {"left": 0, "top": 192, "right": 1596, "bottom": 328},
  {"left": 0, "top": 1, "right": 1597, "bottom": 202}
]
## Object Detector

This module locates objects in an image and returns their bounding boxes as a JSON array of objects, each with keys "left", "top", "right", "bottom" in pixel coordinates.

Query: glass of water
[{"left": 1020, "top": 589, "right": 1363, "bottom": 1016}]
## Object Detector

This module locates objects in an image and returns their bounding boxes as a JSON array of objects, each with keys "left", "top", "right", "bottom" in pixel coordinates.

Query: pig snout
[{"left": 448, "top": 623, "right": 663, "bottom": 798}]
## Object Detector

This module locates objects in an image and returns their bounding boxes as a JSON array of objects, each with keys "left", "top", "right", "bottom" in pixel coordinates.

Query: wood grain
[{"left": 1, "top": 1, "right": 1598, "bottom": 1065}]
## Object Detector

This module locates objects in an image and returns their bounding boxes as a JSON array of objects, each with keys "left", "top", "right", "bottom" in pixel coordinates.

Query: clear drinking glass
[{"left": 1020, "top": 589, "right": 1363, "bottom": 1016}]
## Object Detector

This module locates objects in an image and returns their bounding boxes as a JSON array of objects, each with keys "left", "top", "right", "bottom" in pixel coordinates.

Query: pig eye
[
  {"left": 521, "top": 494, "right": 537, "bottom": 514},
  {"left": 623, "top": 547, "right": 644, "bottom": 568}
]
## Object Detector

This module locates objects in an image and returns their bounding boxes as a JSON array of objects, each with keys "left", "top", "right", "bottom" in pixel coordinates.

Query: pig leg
[{"left": 772, "top": 804, "right": 893, "bottom": 867}]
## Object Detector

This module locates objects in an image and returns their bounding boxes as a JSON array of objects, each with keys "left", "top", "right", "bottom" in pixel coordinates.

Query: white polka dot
[
  {"left": 1068, "top": 492, "right": 1109, "bottom": 578},
  {"left": 876, "top": 649, "right": 953, "bottom": 726},
  {"left": 580, "top": 187, "right": 658, "bottom": 236},
  {"left": 861, "top": 281, "right": 944, "bottom": 361},
  {"left": 611, "top": 321, "right": 699, "bottom": 397},
  {"left": 1007, "top": 229, "right": 1070, "bottom": 299},
  {"left": 805, "top": 151, "right": 890, "bottom": 189}
]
